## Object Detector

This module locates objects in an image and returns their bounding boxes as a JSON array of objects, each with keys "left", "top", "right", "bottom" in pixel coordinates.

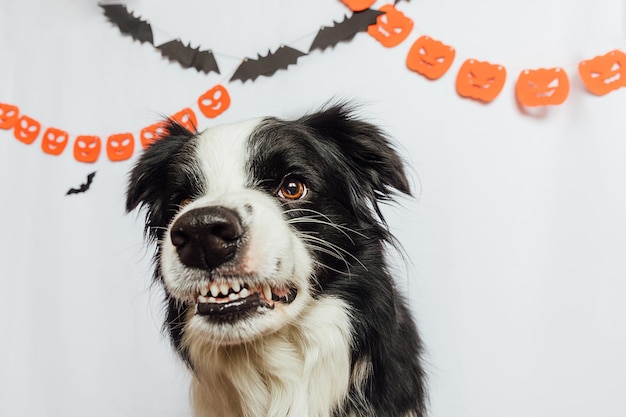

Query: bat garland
[
  {"left": 100, "top": 3, "right": 381, "bottom": 82},
  {"left": 100, "top": 4, "right": 219, "bottom": 75}
]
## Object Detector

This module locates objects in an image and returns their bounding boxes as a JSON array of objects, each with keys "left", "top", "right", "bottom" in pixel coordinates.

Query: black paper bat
[
  {"left": 66, "top": 172, "right": 96, "bottom": 196},
  {"left": 156, "top": 40, "right": 220, "bottom": 74},
  {"left": 230, "top": 46, "right": 307, "bottom": 82},
  {"left": 100, "top": 4, "right": 154, "bottom": 44},
  {"left": 309, "top": 9, "right": 384, "bottom": 52}
]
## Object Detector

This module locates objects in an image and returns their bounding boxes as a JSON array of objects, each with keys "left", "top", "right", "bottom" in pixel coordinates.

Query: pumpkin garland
[{"left": 1, "top": 1, "right": 624, "bottom": 166}]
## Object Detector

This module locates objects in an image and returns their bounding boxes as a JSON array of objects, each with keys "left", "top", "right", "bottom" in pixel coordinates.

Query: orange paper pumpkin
[
  {"left": 456, "top": 59, "right": 506, "bottom": 102},
  {"left": 41, "top": 127, "right": 69, "bottom": 156},
  {"left": 74, "top": 135, "right": 101, "bottom": 163},
  {"left": 13, "top": 115, "right": 41, "bottom": 144},
  {"left": 579, "top": 49, "right": 626, "bottom": 96},
  {"left": 407, "top": 35, "right": 456, "bottom": 80},
  {"left": 106, "top": 133, "right": 135, "bottom": 162},
  {"left": 367, "top": 4, "right": 413, "bottom": 48},
  {"left": 515, "top": 67, "right": 569, "bottom": 106},
  {"left": 198, "top": 84, "right": 231, "bottom": 118},
  {"left": 140, "top": 122, "right": 167, "bottom": 149},
  {"left": 172, "top": 108, "right": 197, "bottom": 132},
  {"left": 0, "top": 103, "right": 19, "bottom": 129},
  {"left": 342, "top": 0, "right": 376, "bottom": 11}
]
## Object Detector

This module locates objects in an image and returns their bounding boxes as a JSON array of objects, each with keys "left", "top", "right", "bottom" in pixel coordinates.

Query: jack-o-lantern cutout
[
  {"left": 106, "top": 133, "right": 135, "bottom": 162},
  {"left": 198, "top": 84, "right": 231, "bottom": 118},
  {"left": 41, "top": 127, "right": 69, "bottom": 156},
  {"left": 140, "top": 122, "right": 167, "bottom": 149},
  {"left": 74, "top": 135, "right": 101, "bottom": 163},
  {"left": 367, "top": 4, "right": 414, "bottom": 48},
  {"left": 0, "top": 103, "right": 19, "bottom": 129},
  {"left": 579, "top": 50, "right": 626, "bottom": 96},
  {"left": 515, "top": 67, "right": 569, "bottom": 106},
  {"left": 456, "top": 59, "right": 506, "bottom": 102},
  {"left": 13, "top": 115, "right": 41, "bottom": 144},
  {"left": 172, "top": 108, "right": 197, "bottom": 132},
  {"left": 342, "top": 0, "right": 376, "bottom": 11},
  {"left": 407, "top": 35, "right": 456, "bottom": 80}
]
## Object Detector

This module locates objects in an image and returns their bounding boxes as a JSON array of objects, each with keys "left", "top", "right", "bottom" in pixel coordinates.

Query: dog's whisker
[
  {"left": 284, "top": 209, "right": 368, "bottom": 239},
  {"left": 311, "top": 259, "right": 352, "bottom": 277},
  {"left": 299, "top": 234, "right": 368, "bottom": 271}
]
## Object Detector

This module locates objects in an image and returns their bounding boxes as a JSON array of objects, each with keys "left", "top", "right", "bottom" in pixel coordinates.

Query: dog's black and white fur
[{"left": 126, "top": 104, "right": 426, "bottom": 417}]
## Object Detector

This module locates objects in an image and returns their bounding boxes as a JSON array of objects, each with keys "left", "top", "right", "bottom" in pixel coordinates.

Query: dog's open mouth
[{"left": 193, "top": 281, "right": 297, "bottom": 319}]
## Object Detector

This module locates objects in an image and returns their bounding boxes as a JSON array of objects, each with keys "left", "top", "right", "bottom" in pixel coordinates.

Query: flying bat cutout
[
  {"left": 230, "top": 46, "right": 307, "bottom": 82},
  {"left": 100, "top": 4, "right": 154, "bottom": 44},
  {"left": 310, "top": 9, "right": 384, "bottom": 52},
  {"left": 66, "top": 172, "right": 96, "bottom": 196},
  {"left": 157, "top": 40, "right": 220, "bottom": 74}
]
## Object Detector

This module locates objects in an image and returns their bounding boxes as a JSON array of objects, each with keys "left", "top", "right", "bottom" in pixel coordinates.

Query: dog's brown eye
[{"left": 278, "top": 178, "right": 307, "bottom": 200}]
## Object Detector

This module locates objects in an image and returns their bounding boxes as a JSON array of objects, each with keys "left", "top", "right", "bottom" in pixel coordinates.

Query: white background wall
[{"left": 1, "top": 1, "right": 625, "bottom": 416}]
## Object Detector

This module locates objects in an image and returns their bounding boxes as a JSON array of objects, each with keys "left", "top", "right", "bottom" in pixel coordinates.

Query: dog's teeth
[
  {"left": 198, "top": 295, "right": 208, "bottom": 303},
  {"left": 200, "top": 286, "right": 208, "bottom": 297},
  {"left": 210, "top": 284, "right": 219, "bottom": 297},
  {"left": 219, "top": 283, "right": 229, "bottom": 296},
  {"left": 232, "top": 281, "right": 241, "bottom": 293},
  {"left": 229, "top": 292, "right": 239, "bottom": 300},
  {"left": 208, "top": 296, "right": 216, "bottom": 303},
  {"left": 262, "top": 284, "right": 272, "bottom": 302},
  {"left": 239, "top": 288, "right": 249, "bottom": 298}
]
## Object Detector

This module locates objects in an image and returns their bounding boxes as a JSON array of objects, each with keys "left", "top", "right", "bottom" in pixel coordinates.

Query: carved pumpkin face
[
  {"left": 106, "top": 133, "right": 135, "bottom": 162},
  {"left": 342, "top": 0, "right": 376, "bottom": 11},
  {"left": 172, "top": 108, "right": 197, "bottom": 132},
  {"left": 140, "top": 122, "right": 167, "bottom": 149},
  {"left": 0, "top": 103, "right": 19, "bottom": 129},
  {"left": 579, "top": 50, "right": 626, "bottom": 96},
  {"left": 74, "top": 135, "right": 101, "bottom": 163},
  {"left": 456, "top": 59, "right": 506, "bottom": 102},
  {"left": 407, "top": 35, "right": 456, "bottom": 80},
  {"left": 515, "top": 67, "right": 569, "bottom": 106},
  {"left": 13, "top": 115, "right": 41, "bottom": 144},
  {"left": 198, "top": 84, "right": 231, "bottom": 118},
  {"left": 41, "top": 127, "right": 69, "bottom": 156},
  {"left": 367, "top": 4, "right": 413, "bottom": 48}
]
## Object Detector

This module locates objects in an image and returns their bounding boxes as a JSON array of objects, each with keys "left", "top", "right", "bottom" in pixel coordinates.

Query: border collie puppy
[{"left": 126, "top": 104, "right": 426, "bottom": 417}]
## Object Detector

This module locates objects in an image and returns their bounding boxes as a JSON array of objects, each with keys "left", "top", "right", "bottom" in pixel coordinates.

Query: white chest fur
[{"left": 186, "top": 297, "right": 354, "bottom": 417}]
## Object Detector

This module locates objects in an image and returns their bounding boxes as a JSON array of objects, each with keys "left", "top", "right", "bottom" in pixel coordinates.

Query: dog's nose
[{"left": 170, "top": 206, "right": 244, "bottom": 270}]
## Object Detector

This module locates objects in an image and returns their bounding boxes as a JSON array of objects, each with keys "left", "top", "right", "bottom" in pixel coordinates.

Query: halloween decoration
[
  {"left": 100, "top": 4, "right": 153, "bottom": 44},
  {"left": 66, "top": 172, "right": 96, "bottom": 195},
  {"left": 515, "top": 67, "right": 569, "bottom": 106},
  {"left": 230, "top": 46, "right": 307, "bottom": 82},
  {"left": 579, "top": 49, "right": 626, "bottom": 96},
  {"left": 367, "top": 4, "right": 414, "bottom": 48},
  {"left": 456, "top": 59, "right": 506, "bottom": 102},
  {"left": 140, "top": 122, "right": 167, "bottom": 149},
  {"left": 13, "top": 115, "right": 41, "bottom": 144},
  {"left": 406, "top": 35, "right": 456, "bottom": 80},
  {"left": 198, "top": 84, "right": 231, "bottom": 118},
  {"left": 157, "top": 40, "right": 220, "bottom": 75},
  {"left": 41, "top": 128, "right": 69, "bottom": 156},
  {"left": 342, "top": 0, "right": 376, "bottom": 12},
  {"left": 0, "top": 103, "right": 19, "bottom": 129},
  {"left": 106, "top": 133, "right": 134, "bottom": 162},
  {"left": 171, "top": 108, "right": 198, "bottom": 132},
  {"left": 310, "top": 9, "right": 384, "bottom": 52},
  {"left": 73, "top": 135, "right": 102, "bottom": 163}
]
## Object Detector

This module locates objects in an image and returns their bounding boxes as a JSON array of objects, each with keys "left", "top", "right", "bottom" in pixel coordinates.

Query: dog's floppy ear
[
  {"left": 125, "top": 120, "right": 195, "bottom": 239},
  {"left": 301, "top": 103, "right": 411, "bottom": 235},
  {"left": 302, "top": 103, "right": 410, "bottom": 198}
]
